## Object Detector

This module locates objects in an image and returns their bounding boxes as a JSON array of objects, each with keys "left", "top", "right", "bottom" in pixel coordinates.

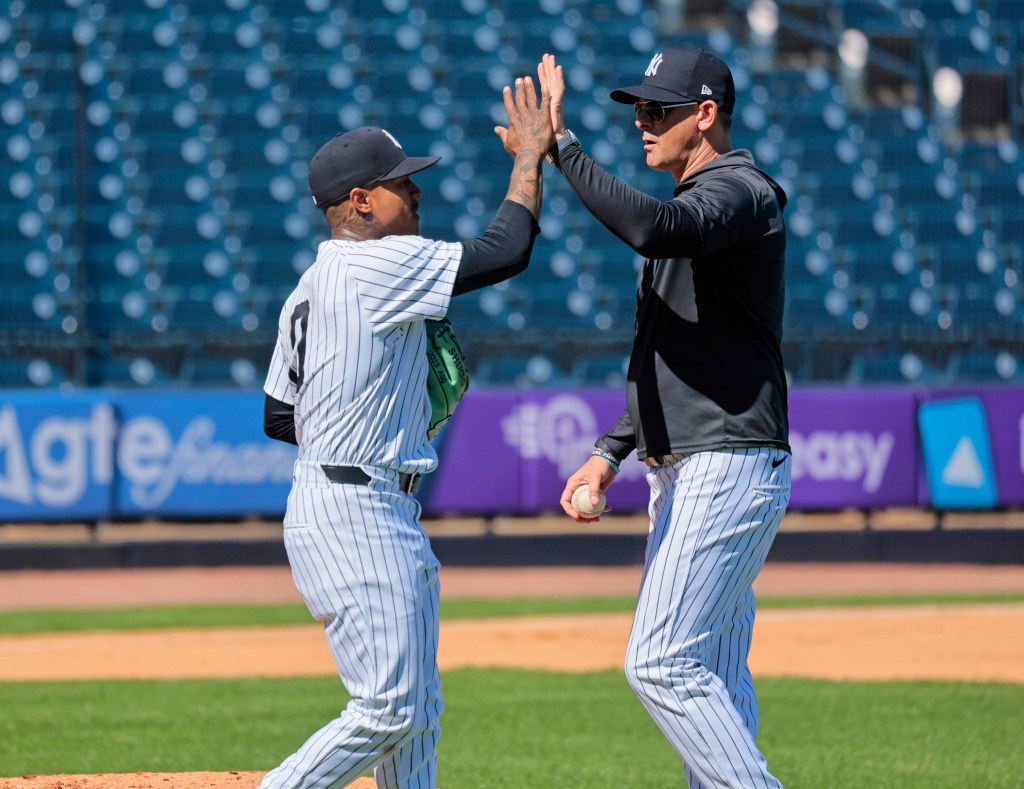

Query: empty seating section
[{"left": 0, "top": 0, "right": 1021, "bottom": 388}]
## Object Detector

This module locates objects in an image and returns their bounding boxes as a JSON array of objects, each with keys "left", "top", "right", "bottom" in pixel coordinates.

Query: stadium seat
[
  {"left": 950, "top": 349, "right": 1022, "bottom": 383},
  {"left": 851, "top": 350, "right": 946, "bottom": 385},
  {"left": 2, "top": 0, "right": 1021, "bottom": 389},
  {"left": 570, "top": 354, "right": 629, "bottom": 388},
  {"left": 472, "top": 353, "right": 537, "bottom": 386}
]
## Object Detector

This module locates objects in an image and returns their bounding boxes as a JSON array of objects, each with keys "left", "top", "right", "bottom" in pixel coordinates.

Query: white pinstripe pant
[
  {"left": 626, "top": 448, "right": 791, "bottom": 789},
  {"left": 259, "top": 462, "right": 442, "bottom": 789}
]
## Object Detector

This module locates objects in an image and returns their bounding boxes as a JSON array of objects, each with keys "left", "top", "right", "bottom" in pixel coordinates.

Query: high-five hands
[
  {"left": 494, "top": 76, "right": 555, "bottom": 160},
  {"left": 537, "top": 53, "right": 566, "bottom": 137}
]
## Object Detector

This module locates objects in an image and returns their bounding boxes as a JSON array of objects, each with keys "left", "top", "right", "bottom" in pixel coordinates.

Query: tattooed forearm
[{"left": 506, "top": 152, "right": 543, "bottom": 219}]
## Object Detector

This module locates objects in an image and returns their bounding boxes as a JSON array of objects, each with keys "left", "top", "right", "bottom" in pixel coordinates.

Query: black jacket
[{"left": 555, "top": 146, "right": 790, "bottom": 461}]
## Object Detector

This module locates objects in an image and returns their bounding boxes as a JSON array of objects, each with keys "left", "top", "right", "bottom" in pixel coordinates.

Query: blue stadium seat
[
  {"left": 818, "top": 204, "right": 896, "bottom": 248},
  {"left": 851, "top": 350, "right": 947, "bottom": 385},
  {"left": 784, "top": 286, "right": 846, "bottom": 331},
  {"left": 968, "top": 165, "right": 1024, "bottom": 209},
  {"left": 799, "top": 167, "right": 874, "bottom": 206},
  {"left": 930, "top": 21, "right": 1004, "bottom": 70},
  {"left": 950, "top": 349, "right": 1022, "bottom": 383},
  {"left": 915, "top": 0, "right": 974, "bottom": 20},
  {"left": 916, "top": 240, "right": 987, "bottom": 285},
  {"left": 840, "top": 240, "right": 907, "bottom": 287},
  {"left": 570, "top": 354, "right": 629, "bottom": 388},
  {"left": 949, "top": 283, "right": 998, "bottom": 323},
  {"left": 1, "top": 0, "right": 1020, "bottom": 389},
  {"left": 839, "top": 0, "right": 905, "bottom": 29},
  {"left": 866, "top": 289, "right": 916, "bottom": 329},
  {"left": 898, "top": 203, "right": 980, "bottom": 247},
  {"left": 0, "top": 356, "right": 67, "bottom": 387},
  {"left": 473, "top": 353, "right": 536, "bottom": 386},
  {"left": 880, "top": 172, "right": 957, "bottom": 209},
  {"left": 184, "top": 357, "right": 262, "bottom": 388}
]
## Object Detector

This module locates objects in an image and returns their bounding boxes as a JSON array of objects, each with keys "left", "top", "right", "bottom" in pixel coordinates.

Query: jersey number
[{"left": 288, "top": 300, "right": 310, "bottom": 390}]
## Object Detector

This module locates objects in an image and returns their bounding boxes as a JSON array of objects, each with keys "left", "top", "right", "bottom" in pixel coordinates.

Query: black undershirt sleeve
[
  {"left": 263, "top": 393, "right": 297, "bottom": 446},
  {"left": 454, "top": 200, "right": 540, "bottom": 295},
  {"left": 554, "top": 144, "right": 702, "bottom": 259},
  {"left": 596, "top": 408, "right": 637, "bottom": 461}
]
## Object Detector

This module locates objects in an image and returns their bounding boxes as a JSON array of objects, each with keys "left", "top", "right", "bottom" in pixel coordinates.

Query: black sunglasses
[{"left": 633, "top": 101, "right": 698, "bottom": 125}]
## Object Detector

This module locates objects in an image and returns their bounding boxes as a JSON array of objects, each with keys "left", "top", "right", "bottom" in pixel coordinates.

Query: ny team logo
[{"left": 645, "top": 52, "right": 663, "bottom": 77}]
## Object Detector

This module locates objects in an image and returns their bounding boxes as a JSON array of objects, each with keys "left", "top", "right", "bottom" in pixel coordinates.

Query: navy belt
[{"left": 321, "top": 464, "right": 421, "bottom": 495}]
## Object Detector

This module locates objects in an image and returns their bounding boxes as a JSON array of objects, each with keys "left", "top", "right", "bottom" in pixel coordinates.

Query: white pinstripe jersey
[{"left": 264, "top": 235, "right": 462, "bottom": 473}]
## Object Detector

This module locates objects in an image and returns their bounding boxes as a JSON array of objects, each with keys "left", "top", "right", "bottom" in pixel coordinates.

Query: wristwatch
[{"left": 546, "top": 128, "right": 580, "bottom": 165}]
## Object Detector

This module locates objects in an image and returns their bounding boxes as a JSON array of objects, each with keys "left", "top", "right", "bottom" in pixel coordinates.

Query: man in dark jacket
[{"left": 514, "top": 49, "right": 792, "bottom": 788}]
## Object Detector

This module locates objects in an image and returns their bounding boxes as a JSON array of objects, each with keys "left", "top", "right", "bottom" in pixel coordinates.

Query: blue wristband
[{"left": 592, "top": 449, "right": 620, "bottom": 474}]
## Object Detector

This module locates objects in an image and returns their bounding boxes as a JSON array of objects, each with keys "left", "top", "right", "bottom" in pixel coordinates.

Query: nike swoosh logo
[{"left": 771, "top": 456, "right": 786, "bottom": 468}]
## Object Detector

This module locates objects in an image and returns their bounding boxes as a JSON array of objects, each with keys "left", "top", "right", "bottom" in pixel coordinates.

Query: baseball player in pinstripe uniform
[
  {"left": 259, "top": 78, "right": 554, "bottom": 789},
  {"left": 535, "top": 51, "right": 792, "bottom": 787}
]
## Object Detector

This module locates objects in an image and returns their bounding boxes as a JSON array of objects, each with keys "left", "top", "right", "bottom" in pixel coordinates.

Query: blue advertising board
[
  {"left": 918, "top": 397, "right": 998, "bottom": 509},
  {"left": 0, "top": 391, "right": 116, "bottom": 520},
  {"left": 113, "top": 391, "right": 295, "bottom": 517}
]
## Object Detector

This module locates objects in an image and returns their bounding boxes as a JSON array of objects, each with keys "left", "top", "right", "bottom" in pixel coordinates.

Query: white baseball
[{"left": 571, "top": 483, "right": 606, "bottom": 519}]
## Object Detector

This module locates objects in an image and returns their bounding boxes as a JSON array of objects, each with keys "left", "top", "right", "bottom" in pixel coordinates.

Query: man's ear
[
  {"left": 696, "top": 101, "right": 717, "bottom": 131},
  {"left": 349, "top": 187, "right": 373, "bottom": 214}
]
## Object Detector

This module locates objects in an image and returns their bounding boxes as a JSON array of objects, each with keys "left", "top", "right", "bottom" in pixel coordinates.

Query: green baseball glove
[{"left": 424, "top": 317, "right": 470, "bottom": 440}]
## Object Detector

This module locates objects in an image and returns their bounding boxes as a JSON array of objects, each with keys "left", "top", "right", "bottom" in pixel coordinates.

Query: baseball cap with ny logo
[
  {"left": 307, "top": 126, "right": 440, "bottom": 207},
  {"left": 611, "top": 47, "right": 735, "bottom": 116}
]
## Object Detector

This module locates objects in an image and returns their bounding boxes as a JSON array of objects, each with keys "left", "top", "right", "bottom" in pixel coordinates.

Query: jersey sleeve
[
  {"left": 263, "top": 291, "right": 300, "bottom": 405},
  {"left": 351, "top": 236, "right": 462, "bottom": 330},
  {"left": 555, "top": 144, "right": 703, "bottom": 260},
  {"left": 675, "top": 174, "right": 766, "bottom": 257}
]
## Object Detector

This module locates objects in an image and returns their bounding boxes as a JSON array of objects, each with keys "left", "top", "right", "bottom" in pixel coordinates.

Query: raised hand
[
  {"left": 538, "top": 53, "right": 566, "bottom": 136},
  {"left": 494, "top": 75, "right": 554, "bottom": 160},
  {"left": 492, "top": 76, "right": 552, "bottom": 219}
]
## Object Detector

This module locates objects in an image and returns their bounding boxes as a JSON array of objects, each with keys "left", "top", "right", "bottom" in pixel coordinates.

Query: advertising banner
[
  {"left": 981, "top": 388, "right": 1024, "bottom": 507},
  {"left": 0, "top": 391, "right": 115, "bottom": 521},
  {"left": 0, "top": 384, "right": 1019, "bottom": 523},
  {"left": 426, "top": 387, "right": 921, "bottom": 515},
  {"left": 113, "top": 391, "right": 295, "bottom": 517},
  {"left": 918, "top": 386, "right": 1024, "bottom": 508},
  {"left": 425, "top": 389, "right": 649, "bottom": 516},
  {"left": 787, "top": 388, "right": 919, "bottom": 509}
]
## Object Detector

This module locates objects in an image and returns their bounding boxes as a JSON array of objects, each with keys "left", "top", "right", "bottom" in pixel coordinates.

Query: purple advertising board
[
  {"left": 787, "top": 388, "right": 919, "bottom": 509},
  {"left": 425, "top": 389, "right": 651, "bottom": 515},
  {"left": 425, "top": 386, "right": 922, "bottom": 515},
  {"left": 980, "top": 388, "right": 1024, "bottom": 507}
]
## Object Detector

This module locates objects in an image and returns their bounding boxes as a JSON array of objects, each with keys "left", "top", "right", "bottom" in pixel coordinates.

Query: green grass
[
  {"left": 1, "top": 672, "right": 1022, "bottom": 787},
  {"left": 1, "top": 593, "right": 1022, "bottom": 635}
]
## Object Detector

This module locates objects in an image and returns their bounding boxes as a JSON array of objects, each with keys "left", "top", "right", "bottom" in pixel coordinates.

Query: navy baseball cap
[
  {"left": 307, "top": 126, "right": 440, "bottom": 207},
  {"left": 610, "top": 48, "right": 735, "bottom": 116}
]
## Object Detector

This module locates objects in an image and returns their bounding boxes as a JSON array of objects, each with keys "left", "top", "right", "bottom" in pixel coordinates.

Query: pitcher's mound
[{"left": 0, "top": 773, "right": 379, "bottom": 788}]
